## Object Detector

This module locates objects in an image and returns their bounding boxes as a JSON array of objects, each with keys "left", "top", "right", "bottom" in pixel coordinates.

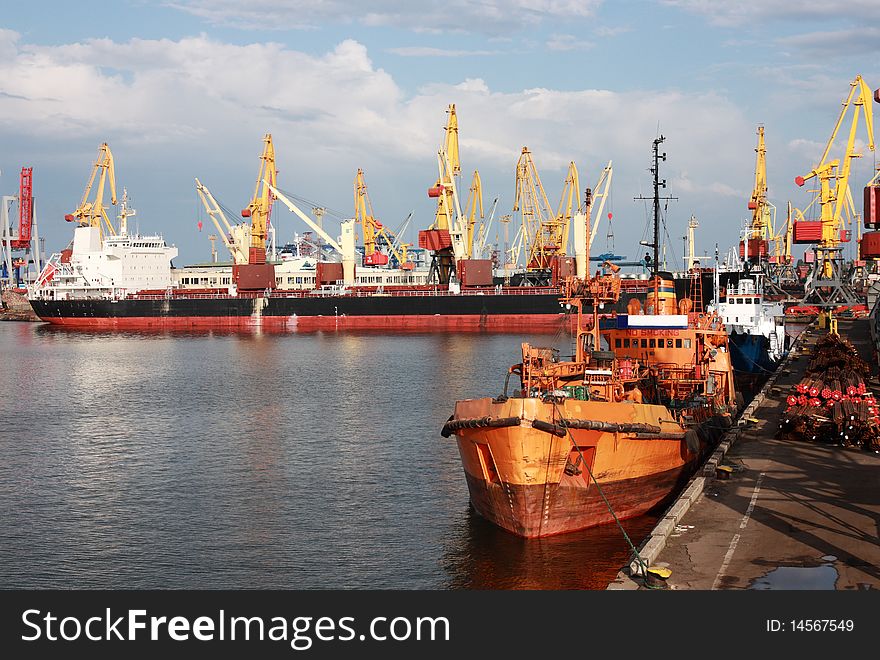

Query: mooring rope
[{"left": 550, "top": 400, "right": 649, "bottom": 577}]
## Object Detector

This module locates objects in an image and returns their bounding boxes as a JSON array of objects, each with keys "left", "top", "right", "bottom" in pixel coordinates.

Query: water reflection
[
  {"left": 443, "top": 508, "right": 659, "bottom": 590},
  {"left": 1, "top": 323, "right": 657, "bottom": 589}
]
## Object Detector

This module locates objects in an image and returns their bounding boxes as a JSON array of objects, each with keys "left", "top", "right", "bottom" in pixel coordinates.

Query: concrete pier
[{"left": 610, "top": 318, "right": 880, "bottom": 590}]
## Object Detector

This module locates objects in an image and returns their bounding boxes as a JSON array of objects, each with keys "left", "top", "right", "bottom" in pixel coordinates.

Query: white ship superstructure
[{"left": 717, "top": 276, "right": 785, "bottom": 364}]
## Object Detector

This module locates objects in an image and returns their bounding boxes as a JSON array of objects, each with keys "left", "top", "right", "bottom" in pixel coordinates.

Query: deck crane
[
  {"left": 64, "top": 143, "right": 117, "bottom": 239},
  {"left": 464, "top": 170, "right": 483, "bottom": 258},
  {"left": 195, "top": 178, "right": 249, "bottom": 264},
  {"left": 473, "top": 196, "right": 499, "bottom": 260},
  {"left": 354, "top": 168, "right": 412, "bottom": 268},
  {"left": 419, "top": 104, "right": 468, "bottom": 284},
  {"left": 555, "top": 161, "right": 581, "bottom": 262},
  {"left": 794, "top": 75, "right": 876, "bottom": 306},
  {"left": 241, "top": 133, "right": 277, "bottom": 265},
  {"left": 388, "top": 211, "right": 416, "bottom": 270},
  {"left": 268, "top": 182, "right": 358, "bottom": 285},
  {"left": 588, "top": 161, "right": 613, "bottom": 246},
  {"left": 742, "top": 126, "right": 774, "bottom": 264}
]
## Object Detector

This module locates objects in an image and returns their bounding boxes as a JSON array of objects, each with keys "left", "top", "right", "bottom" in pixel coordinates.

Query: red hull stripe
[{"left": 38, "top": 313, "right": 567, "bottom": 332}]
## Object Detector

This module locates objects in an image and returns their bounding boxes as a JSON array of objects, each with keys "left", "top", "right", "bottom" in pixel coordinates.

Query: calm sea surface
[{"left": 0, "top": 322, "right": 658, "bottom": 589}]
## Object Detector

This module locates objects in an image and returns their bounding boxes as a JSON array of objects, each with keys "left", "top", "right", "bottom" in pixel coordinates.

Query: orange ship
[{"left": 442, "top": 271, "right": 739, "bottom": 538}]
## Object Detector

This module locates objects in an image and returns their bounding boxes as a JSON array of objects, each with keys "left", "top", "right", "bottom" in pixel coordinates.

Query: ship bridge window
[
  {"left": 649, "top": 338, "right": 656, "bottom": 348},
  {"left": 641, "top": 339, "right": 648, "bottom": 348},
  {"left": 683, "top": 338, "right": 692, "bottom": 348},
  {"left": 623, "top": 338, "right": 630, "bottom": 348},
  {"left": 615, "top": 338, "right": 622, "bottom": 348},
  {"left": 676, "top": 338, "right": 682, "bottom": 348}
]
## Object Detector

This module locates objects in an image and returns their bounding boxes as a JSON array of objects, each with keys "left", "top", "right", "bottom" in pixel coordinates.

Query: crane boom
[
  {"left": 464, "top": 170, "right": 483, "bottom": 258},
  {"left": 513, "top": 147, "right": 554, "bottom": 270},
  {"left": 354, "top": 168, "right": 412, "bottom": 268},
  {"left": 420, "top": 104, "right": 467, "bottom": 284},
  {"left": 749, "top": 126, "right": 772, "bottom": 241},
  {"left": 355, "top": 168, "right": 381, "bottom": 263},
  {"left": 268, "top": 183, "right": 343, "bottom": 254},
  {"left": 794, "top": 75, "right": 875, "bottom": 279},
  {"left": 555, "top": 161, "right": 581, "bottom": 255},
  {"left": 589, "top": 161, "right": 613, "bottom": 244},
  {"left": 64, "top": 143, "right": 117, "bottom": 239},
  {"left": 475, "top": 196, "right": 499, "bottom": 259},
  {"left": 195, "top": 178, "right": 248, "bottom": 264},
  {"left": 241, "top": 134, "right": 276, "bottom": 264}
]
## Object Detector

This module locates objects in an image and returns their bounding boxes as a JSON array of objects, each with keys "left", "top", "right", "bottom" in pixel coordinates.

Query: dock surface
[{"left": 636, "top": 318, "right": 880, "bottom": 590}]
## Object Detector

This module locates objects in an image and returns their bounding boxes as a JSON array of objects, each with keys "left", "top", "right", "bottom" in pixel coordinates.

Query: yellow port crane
[
  {"left": 795, "top": 75, "right": 875, "bottom": 286},
  {"left": 513, "top": 148, "right": 580, "bottom": 271},
  {"left": 420, "top": 104, "right": 468, "bottom": 283},
  {"left": 464, "top": 170, "right": 483, "bottom": 259},
  {"left": 771, "top": 202, "right": 798, "bottom": 284},
  {"left": 513, "top": 147, "right": 552, "bottom": 269},
  {"left": 64, "top": 142, "right": 117, "bottom": 239},
  {"left": 749, "top": 126, "right": 772, "bottom": 240},
  {"left": 354, "top": 168, "right": 412, "bottom": 268},
  {"left": 241, "top": 133, "right": 277, "bottom": 264}
]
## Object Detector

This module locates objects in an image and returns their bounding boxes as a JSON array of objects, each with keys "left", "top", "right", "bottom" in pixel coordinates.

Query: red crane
[{"left": 11, "top": 167, "right": 33, "bottom": 249}]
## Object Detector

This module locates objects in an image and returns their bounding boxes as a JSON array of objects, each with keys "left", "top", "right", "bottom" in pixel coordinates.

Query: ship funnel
[
  {"left": 341, "top": 219, "right": 356, "bottom": 285},
  {"left": 574, "top": 212, "right": 588, "bottom": 279}
]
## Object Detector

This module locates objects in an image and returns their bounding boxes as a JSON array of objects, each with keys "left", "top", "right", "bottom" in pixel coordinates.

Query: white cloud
[
  {"left": 778, "top": 27, "right": 880, "bottom": 55},
  {"left": 386, "top": 47, "right": 499, "bottom": 57},
  {"left": 594, "top": 25, "right": 631, "bottom": 37},
  {"left": 546, "top": 34, "right": 594, "bottom": 51},
  {"left": 168, "top": 0, "right": 604, "bottom": 35},
  {"left": 673, "top": 172, "right": 742, "bottom": 198},
  {"left": 662, "top": 0, "right": 880, "bottom": 26},
  {"left": 0, "top": 29, "right": 765, "bottom": 261}
]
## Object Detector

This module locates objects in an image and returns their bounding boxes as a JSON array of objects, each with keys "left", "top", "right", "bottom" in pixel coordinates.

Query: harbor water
[{"left": 0, "top": 323, "right": 657, "bottom": 589}]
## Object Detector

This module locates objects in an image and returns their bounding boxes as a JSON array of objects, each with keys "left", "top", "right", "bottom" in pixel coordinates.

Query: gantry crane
[
  {"left": 794, "top": 75, "right": 876, "bottom": 306},
  {"left": 64, "top": 143, "right": 117, "bottom": 239},
  {"left": 241, "top": 133, "right": 277, "bottom": 265},
  {"left": 419, "top": 104, "right": 468, "bottom": 284},
  {"left": 354, "top": 168, "right": 412, "bottom": 268}
]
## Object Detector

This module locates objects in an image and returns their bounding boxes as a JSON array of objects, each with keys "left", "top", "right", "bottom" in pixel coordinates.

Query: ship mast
[
  {"left": 650, "top": 136, "right": 665, "bottom": 279},
  {"left": 635, "top": 135, "right": 676, "bottom": 311}
]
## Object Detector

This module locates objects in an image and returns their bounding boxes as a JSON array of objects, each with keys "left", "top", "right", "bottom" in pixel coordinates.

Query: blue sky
[{"left": 1, "top": 0, "right": 879, "bottom": 266}]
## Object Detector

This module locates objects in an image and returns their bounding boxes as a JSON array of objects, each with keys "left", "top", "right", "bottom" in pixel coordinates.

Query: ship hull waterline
[
  {"left": 28, "top": 284, "right": 662, "bottom": 332},
  {"left": 450, "top": 397, "right": 725, "bottom": 538}
]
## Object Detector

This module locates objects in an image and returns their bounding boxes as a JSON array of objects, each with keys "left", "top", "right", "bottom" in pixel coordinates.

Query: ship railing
[{"left": 126, "top": 286, "right": 561, "bottom": 301}]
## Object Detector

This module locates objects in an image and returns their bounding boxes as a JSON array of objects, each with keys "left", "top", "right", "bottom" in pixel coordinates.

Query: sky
[{"left": 1, "top": 0, "right": 879, "bottom": 267}]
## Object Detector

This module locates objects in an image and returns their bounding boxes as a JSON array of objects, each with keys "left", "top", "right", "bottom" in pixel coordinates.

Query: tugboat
[
  {"left": 441, "top": 137, "right": 740, "bottom": 537},
  {"left": 442, "top": 269, "right": 739, "bottom": 537}
]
